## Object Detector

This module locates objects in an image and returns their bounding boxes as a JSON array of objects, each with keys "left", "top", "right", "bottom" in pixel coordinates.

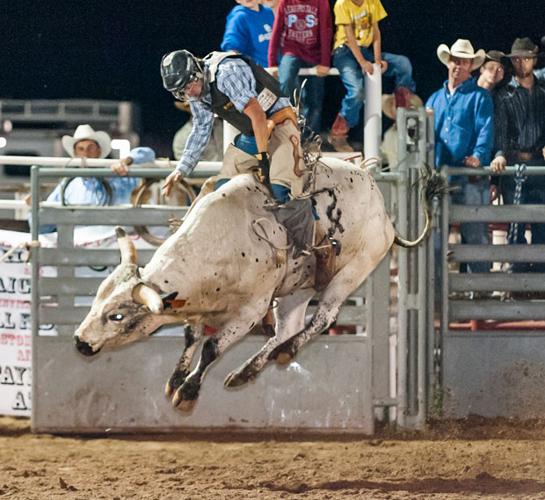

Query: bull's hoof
[
  {"left": 171, "top": 389, "right": 197, "bottom": 412},
  {"left": 224, "top": 371, "right": 249, "bottom": 388},
  {"left": 165, "top": 370, "right": 189, "bottom": 398},
  {"left": 275, "top": 352, "right": 293, "bottom": 365},
  {"left": 178, "top": 399, "right": 197, "bottom": 412},
  {"left": 172, "top": 377, "right": 200, "bottom": 411}
]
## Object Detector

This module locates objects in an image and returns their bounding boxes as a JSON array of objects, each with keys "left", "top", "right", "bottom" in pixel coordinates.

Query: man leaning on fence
[
  {"left": 32, "top": 124, "right": 154, "bottom": 234},
  {"left": 490, "top": 37, "right": 545, "bottom": 273},
  {"left": 426, "top": 39, "right": 494, "bottom": 281}
]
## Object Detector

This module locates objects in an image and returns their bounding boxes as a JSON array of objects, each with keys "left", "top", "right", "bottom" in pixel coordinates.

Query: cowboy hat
[
  {"left": 61, "top": 124, "right": 112, "bottom": 158},
  {"left": 484, "top": 50, "right": 506, "bottom": 64},
  {"left": 437, "top": 39, "right": 486, "bottom": 71},
  {"left": 382, "top": 93, "right": 423, "bottom": 121},
  {"left": 506, "top": 37, "right": 540, "bottom": 58}
]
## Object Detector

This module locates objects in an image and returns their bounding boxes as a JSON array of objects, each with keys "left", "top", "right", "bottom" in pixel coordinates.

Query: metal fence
[
  {"left": 439, "top": 165, "right": 545, "bottom": 417},
  {"left": 19, "top": 145, "right": 430, "bottom": 433}
]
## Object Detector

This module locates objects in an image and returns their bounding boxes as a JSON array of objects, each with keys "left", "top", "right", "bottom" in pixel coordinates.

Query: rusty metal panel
[{"left": 32, "top": 335, "right": 373, "bottom": 434}]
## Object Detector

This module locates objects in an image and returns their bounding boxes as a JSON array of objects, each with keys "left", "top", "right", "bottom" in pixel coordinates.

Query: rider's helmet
[{"left": 160, "top": 50, "right": 203, "bottom": 99}]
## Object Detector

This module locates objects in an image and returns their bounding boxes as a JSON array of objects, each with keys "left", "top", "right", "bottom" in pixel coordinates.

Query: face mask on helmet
[{"left": 171, "top": 74, "right": 201, "bottom": 102}]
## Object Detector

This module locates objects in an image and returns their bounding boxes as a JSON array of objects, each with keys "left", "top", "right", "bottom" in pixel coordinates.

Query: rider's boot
[{"left": 313, "top": 223, "right": 337, "bottom": 291}]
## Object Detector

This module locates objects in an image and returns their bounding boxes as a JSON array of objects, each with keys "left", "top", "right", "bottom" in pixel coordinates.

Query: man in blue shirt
[
  {"left": 221, "top": 0, "right": 274, "bottom": 68},
  {"left": 37, "top": 124, "right": 154, "bottom": 233},
  {"left": 426, "top": 39, "right": 494, "bottom": 277}
]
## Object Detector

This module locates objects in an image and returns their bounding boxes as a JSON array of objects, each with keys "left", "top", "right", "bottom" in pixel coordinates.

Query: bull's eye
[{"left": 108, "top": 313, "right": 124, "bottom": 322}]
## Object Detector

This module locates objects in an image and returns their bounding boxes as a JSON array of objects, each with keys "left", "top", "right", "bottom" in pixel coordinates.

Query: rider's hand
[
  {"left": 162, "top": 170, "right": 183, "bottom": 197},
  {"left": 491, "top": 155, "right": 507, "bottom": 173},
  {"left": 360, "top": 60, "right": 374, "bottom": 75},
  {"left": 255, "top": 152, "right": 271, "bottom": 187},
  {"left": 111, "top": 156, "right": 132, "bottom": 176}
]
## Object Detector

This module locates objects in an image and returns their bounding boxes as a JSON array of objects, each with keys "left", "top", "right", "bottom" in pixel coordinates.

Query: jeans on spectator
[
  {"left": 501, "top": 167, "right": 545, "bottom": 272},
  {"left": 332, "top": 45, "right": 416, "bottom": 128},
  {"left": 278, "top": 54, "right": 325, "bottom": 132}
]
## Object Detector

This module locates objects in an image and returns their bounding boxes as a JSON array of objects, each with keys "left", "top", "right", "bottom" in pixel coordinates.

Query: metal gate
[
  {"left": 25, "top": 146, "right": 431, "bottom": 434},
  {"left": 439, "top": 165, "right": 545, "bottom": 418}
]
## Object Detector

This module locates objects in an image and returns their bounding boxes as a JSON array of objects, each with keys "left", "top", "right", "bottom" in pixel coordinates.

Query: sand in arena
[{"left": 1, "top": 416, "right": 545, "bottom": 499}]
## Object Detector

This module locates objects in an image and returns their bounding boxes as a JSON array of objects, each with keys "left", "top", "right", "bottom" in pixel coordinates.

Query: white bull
[{"left": 74, "top": 157, "right": 431, "bottom": 411}]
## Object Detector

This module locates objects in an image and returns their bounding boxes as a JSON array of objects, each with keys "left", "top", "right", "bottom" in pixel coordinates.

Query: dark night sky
[{"left": 1, "top": 1, "right": 543, "bottom": 154}]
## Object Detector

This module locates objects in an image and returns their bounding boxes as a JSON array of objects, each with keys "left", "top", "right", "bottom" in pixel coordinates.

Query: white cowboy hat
[
  {"left": 61, "top": 124, "right": 112, "bottom": 158},
  {"left": 382, "top": 93, "right": 424, "bottom": 121},
  {"left": 437, "top": 39, "right": 486, "bottom": 71}
]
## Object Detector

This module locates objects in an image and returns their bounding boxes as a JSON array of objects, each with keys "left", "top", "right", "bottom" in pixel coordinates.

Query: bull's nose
[{"left": 74, "top": 336, "right": 98, "bottom": 357}]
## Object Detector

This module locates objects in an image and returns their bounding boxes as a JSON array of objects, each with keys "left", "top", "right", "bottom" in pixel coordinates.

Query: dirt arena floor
[{"left": 1, "top": 417, "right": 545, "bottom": 499}]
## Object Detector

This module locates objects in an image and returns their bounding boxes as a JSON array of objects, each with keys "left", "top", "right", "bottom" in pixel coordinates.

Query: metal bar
[
  {"left": 450, "top": 273, "right": 545, "bottom": 292},
  {"left": 447, "top": 165, "right": 545, "bottom": 177},
  {"left": 414, "top": 107, "right": 428, "bottom": 428},
  {"left": 30, "top": 165, "right": 40, "bottom": 426},
  {"left": 446, "top": 329, "right": 545, "bottom": 338},
  {"left": 450, "top": 301, "right": 545, "bottom": 321},
  {"left": 39, "top": 206, "right": 186, "bottom": 225},
  {"left": 39, "top": 248, "right": 155, "bottom": 266},
  {"left": 395, "top": 107, "right": 409, "bottom": 427},
  {"left": 40, "top": 277, "right": 105, "bottom": 295},
  {"left": 450, "top": 244, "right": 545, "bottom": 262},
  {"left": 440, "top": 168, "right": 450, "bottom": 412},
  {"left": 451, "top": 204, "right": 545, "bottom": 223},
  {"left": 40, "top": 304, "right": 367, "bottom": 328},
  {"left": 0, "top": 155, "right": 221, "bottom": 173}
]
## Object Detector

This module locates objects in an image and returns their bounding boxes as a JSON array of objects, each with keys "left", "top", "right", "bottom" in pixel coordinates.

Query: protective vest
[{"left": 204, "top": 51, "right": 284, "bottom": 136}]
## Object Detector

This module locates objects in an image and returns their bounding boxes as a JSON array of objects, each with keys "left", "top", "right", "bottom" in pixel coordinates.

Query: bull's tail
[{"left": 394, "top": 165, "right": 448, "bottom": 248}]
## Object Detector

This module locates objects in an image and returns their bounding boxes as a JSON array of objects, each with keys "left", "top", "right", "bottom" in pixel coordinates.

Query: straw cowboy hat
[
  {"left": 62, "top": 124, "right": 112, "bottom": 158},
  {"left": 437, "top": 39, "right": 486, "bottom": 71},
  {"left": 382, "top": 93, "right": 423, "bottom": 121},
  {"left": 506, "top": 37, "right": 541, "bottom": 58}
]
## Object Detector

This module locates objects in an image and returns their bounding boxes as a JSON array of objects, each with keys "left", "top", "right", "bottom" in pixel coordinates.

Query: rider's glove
[{"left": 255, "top": 152, "right": 272, "bottom": 190}]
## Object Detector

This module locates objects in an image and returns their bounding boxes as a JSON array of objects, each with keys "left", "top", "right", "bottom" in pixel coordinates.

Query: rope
[
  {"left": 507, "top": 163, "right": 527, "bottom": 245},
  {"left": 0, "top": 240, "right": 40, "bottom": 264},
  {"left": 251, "top": 218, "right": 292, "bottom": 251}
]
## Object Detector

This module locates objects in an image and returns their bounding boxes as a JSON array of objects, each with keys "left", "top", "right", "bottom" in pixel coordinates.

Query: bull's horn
[
  {"left": 116, "top": 226, "right": 137, "bottom": 265},
  {"left": 132, "top": 283, "right": 164, "bottom": 314}
]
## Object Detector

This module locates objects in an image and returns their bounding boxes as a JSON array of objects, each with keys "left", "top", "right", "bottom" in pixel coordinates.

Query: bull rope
[{"left": 251, "top": 218, "right": 292, "bottom": 251}]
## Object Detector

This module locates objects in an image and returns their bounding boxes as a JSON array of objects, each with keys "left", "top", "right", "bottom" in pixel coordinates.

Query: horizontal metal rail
[
  {"left": 449, "top": 244, "right": 545, "bottom": 262},
  {"left": 39, "top": 248, "right": 156, "bottom": 266},
  {"left": 450, "top": 301, "right": 545, "bottom": 321},
  {"left": 450, "top": 273, "right": 545, "bottom": 292},
  {"left": 451, "top": 205, "right": 545, "bottom": 223},
  {"left": 39, "top": 206, "right": 186, "bottom": 225}
]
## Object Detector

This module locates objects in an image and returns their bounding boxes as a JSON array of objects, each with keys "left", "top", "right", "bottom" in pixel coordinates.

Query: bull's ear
[
  {"left": 116, "top": 227, "right": 137, "bottom": 265},
  {"left": 132, "top": 283, "right": 164, "bottom": 314}
]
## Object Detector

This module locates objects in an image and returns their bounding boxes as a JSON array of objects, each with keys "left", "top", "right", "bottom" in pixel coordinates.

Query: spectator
[
  {"left": 36, "top": 124, "right": 152, "bottom": 233},
  {"left": 491, "top": 37, "right": 545, "bottom": 272},
  {"left": 380, "top": 92, "right": 423, "bottom": 169},
  {"left": 329, "top": 0, "right": 416, "bottom": 152},
  {"left": 426, "top": 39, "right": 494, "bottom": 278},
  {"left": 221, "top": 0, "right": 274, "bottom": 68},
  {"left": 268, "top": 0, "right": 333, "bottom": 132},
  {"left": 477, "top": 50, "right": 506, "bottom": 92}
]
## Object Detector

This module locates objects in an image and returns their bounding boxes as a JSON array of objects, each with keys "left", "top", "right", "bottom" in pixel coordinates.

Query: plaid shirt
[{"left": 176, "top": 58, "right": 290, "bottom": 176}]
